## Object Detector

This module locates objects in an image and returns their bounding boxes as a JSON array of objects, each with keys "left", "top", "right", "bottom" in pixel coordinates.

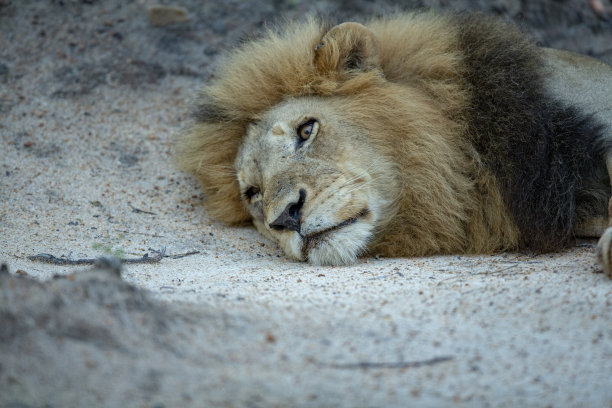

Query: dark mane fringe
[{"left": 455, "top": 13, "right": 609, "bottom": 250}]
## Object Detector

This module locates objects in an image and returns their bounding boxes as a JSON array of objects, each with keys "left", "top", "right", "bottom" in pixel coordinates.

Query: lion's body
[{"left": 179, "top": 12, "right": 612, "bottom": 269}]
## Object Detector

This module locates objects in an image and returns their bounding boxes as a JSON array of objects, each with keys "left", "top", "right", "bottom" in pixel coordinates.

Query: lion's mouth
[{"left": 301, "top": 208, "right": 370, "bottom": 260}]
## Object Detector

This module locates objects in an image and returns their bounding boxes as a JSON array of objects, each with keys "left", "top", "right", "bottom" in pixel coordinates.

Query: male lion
[{"left": 178, "top": 13, "right": 612, "bottom": 274}]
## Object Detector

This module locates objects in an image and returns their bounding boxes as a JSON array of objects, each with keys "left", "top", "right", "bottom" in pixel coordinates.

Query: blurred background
[{"left": 1, "top": 0, "right": 611, "bottom": 102}]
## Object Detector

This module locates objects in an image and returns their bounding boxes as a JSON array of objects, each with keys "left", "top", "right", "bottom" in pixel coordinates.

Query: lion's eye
[
  {"left": 297, "top": 119, "right": 319, "bottom": 143},
  {"left": 244, "top": 186, "right": 260, "bottom": 200}
]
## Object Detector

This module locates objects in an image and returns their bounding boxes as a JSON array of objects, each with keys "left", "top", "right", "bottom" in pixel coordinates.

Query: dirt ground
[{"left": 1, "top": 1, "right": 612, "bottom": 407}]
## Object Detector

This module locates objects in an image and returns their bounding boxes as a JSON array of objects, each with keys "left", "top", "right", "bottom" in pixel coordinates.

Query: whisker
[
  {"left": 325, "top": 166, "right": 377, "bottom": 195},
  {"left": 327, "top": 167, "right": 379, "bottom": 196}
]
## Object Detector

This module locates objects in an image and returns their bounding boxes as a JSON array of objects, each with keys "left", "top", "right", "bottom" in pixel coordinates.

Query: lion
[{"left": 178, "top": 12, "right": 612, "bottom": 275}]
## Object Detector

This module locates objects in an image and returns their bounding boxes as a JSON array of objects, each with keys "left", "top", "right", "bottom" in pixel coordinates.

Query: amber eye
[
  {"left": 244, "top": 186, "right": 260, "bottom": 200},
  {"left": 297, "top": 119, "right": 319, "bottom": 142}
]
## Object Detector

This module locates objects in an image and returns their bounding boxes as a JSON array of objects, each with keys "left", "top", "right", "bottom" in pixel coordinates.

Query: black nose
[{"left": 269, "top": 189, "right": 306, "bottom": 233}]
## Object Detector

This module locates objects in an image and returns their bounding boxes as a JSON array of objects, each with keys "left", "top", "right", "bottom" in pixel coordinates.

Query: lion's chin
[{"left": 281, "top": 220, "right": 373, "bottom": 266}]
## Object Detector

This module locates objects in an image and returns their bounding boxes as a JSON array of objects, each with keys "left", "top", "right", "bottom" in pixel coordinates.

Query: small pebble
[{"left": 147, "top": 5, "right": 189, "bottom": 27}]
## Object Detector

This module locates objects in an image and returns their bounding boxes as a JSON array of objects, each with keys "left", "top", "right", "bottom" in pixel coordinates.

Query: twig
[
  {"left": 27, "top": 254, "right": 101, "bottom": 265},
  {"left": 132, "top": 249, "right": 200, "bottom": 259},
  {"left": 114, "top": 229, "right": 165, "bottom": 238},
  {"left": 167, "top": 251, "right": 200, "bottom": 259},
  {"left": 27, "top": 248, "right": 200, "bottom": 265},
  {"left": 28, "top": 248, "right": 166, "bottom": 265},
  {"left": 146, "top": 247, "right": 200, "bottom": 259},
  {"left": 122, "top": 250, "right": 165, "bottom": 264},
  {"left": 322, "top": 356, "right": 453, "bottom": 370},
  {"left": 128, "top": 202, "right": 157, "bottom": 215}
]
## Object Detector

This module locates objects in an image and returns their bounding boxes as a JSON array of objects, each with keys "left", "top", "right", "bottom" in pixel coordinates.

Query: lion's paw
[{"left": 596, "top": 227, "right": 612, "bottom": 278}]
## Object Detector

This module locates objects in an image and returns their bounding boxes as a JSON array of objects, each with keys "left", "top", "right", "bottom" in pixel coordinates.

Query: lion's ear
[{"left": 314, "top": 22, "right": 379, "bottom": 74}]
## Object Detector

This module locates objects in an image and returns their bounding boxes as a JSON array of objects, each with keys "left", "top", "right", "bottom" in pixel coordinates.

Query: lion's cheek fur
[{"left": 307, "top": 221, "right": 375, "bottom": 265}]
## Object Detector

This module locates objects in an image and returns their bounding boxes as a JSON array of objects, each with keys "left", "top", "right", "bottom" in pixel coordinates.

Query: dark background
[{"left": 1, "top": 0, "right": 611, "bottom": 100}]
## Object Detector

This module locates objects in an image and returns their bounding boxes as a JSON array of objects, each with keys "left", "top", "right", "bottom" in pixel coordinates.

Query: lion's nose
[{"left": 269, "top": 189, "right": 306, "bottom": 233}]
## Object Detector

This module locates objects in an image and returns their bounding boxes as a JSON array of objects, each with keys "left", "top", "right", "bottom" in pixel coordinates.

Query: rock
[{"left": 147, "top": 5, "right": 190, "bottom": 27}]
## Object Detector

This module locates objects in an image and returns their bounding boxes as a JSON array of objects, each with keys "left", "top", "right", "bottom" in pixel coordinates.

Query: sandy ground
[{"left": 1, "top": 1, "right": 612, "bottom": 407}]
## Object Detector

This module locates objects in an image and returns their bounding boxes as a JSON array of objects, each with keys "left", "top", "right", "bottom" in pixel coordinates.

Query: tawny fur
[{"left": 177, "top": 12, "right": 611, "bottom": 264}]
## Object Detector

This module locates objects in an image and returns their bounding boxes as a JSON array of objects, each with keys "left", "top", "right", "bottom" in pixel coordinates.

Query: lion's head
[{"left": 179, "top": 14, "right": 521, "bottom": 265}]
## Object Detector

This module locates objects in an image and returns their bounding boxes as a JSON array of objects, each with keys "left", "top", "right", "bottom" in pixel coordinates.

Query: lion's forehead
[
  {"left": 235, "top": 96, "right": 380, "bottom": 197},
  {"left": 239, "top": 125, "right": 336, "bottom": 185},
  {"left": 239, "top": 125, "right": 296, "bottom": 170}
]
